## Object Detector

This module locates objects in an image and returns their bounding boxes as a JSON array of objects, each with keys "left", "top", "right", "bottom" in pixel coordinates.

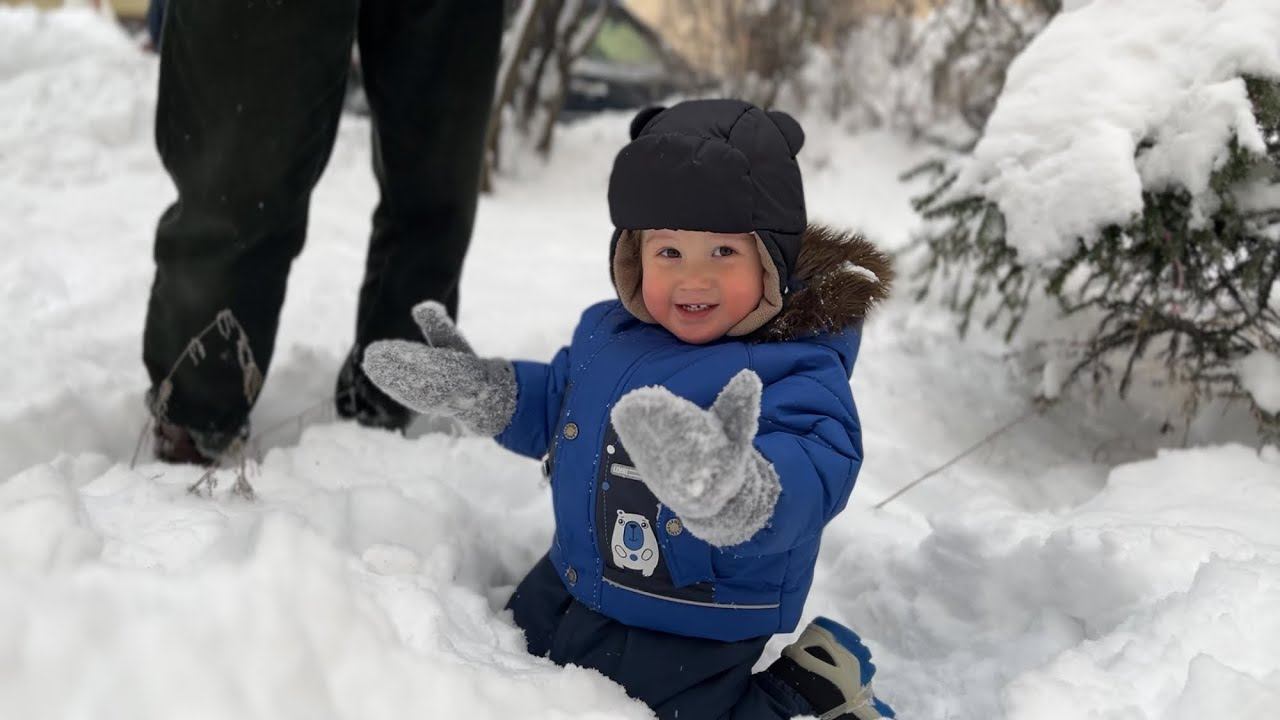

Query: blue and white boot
[{"left": 767, "top": 617, "right": 896, "bottom": 720}]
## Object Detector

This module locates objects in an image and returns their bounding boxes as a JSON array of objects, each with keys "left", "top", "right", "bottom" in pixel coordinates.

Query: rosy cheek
[
  {"left": 640, "top": 277, "right": 666, "bottom": 320},
  {"left": 731, "top": 275, "right": 763, "bottom": 307}
]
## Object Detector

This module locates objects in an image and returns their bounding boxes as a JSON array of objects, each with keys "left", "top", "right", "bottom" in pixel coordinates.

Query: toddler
[{"left": 365, "top": 99, "right": 895, "bottom": 720}]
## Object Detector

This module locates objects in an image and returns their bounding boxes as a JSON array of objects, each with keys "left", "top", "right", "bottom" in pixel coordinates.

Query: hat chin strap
[{"left": 611, "top": 231, "right": 784, "bottom": 337}]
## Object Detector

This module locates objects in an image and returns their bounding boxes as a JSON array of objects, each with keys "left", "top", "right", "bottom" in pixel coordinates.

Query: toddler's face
[{"left": 640, "top": 229, "right": 764, "bottom": 344}]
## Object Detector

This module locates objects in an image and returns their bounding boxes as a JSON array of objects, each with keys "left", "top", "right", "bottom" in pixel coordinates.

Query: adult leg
[
  {"left": 144, "top": 0, "right": 359, "bottom": 455},
  {"left": 336, "top": 0, "right": 503, "bottom": 428},
  {"left": 146, "top": 0, "right": 164, "bottom": 49}
]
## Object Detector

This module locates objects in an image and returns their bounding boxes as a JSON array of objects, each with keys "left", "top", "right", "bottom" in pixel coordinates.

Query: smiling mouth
[{"left": 676, "top": 303, "right": 718, "bottom": 314}]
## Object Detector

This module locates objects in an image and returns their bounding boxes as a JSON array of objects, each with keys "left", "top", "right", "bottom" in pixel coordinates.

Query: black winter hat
[{"left": 607, "top": 99, "right": 807, "bottom": 336}]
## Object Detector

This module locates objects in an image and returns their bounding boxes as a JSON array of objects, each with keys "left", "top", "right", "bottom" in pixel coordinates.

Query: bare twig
[{"left": 874, "top": 401, "right": 1049, "bottom": 510}]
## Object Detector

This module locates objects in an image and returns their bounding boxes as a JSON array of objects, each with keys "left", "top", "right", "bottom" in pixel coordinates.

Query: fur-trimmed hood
[
  {"left": 750, "top": 224, "right": 894, "bottom": 343},
  {"left": 611, "top": 224, "right": 894, "bottom": 343}
]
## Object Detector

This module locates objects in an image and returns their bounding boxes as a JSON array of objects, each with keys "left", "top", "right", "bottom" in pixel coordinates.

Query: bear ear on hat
[
  {"left": 629, "top": 105, "right": 666, "bottom": 140},
  {"left": 767, "top": 110, "right": 805, "bottom": 156}
]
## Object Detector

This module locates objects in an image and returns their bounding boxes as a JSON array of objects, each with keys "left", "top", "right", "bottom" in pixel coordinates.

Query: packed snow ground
[{"left": 2, "top": 8, "right": 1279, "bottom": 719}]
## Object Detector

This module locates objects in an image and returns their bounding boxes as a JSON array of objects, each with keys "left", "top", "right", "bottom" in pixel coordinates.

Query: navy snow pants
[{"left": 507, "top": 555, "right": 815, "bottom": 720}]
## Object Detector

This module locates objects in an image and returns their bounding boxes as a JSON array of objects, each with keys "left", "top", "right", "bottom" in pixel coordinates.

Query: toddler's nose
[{"left": 676, "top": 265, "right": 715, "bottom": 290}]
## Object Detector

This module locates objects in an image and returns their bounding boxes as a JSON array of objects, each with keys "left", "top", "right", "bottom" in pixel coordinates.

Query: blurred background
[{"left": 4, "top": 0, "right": 1062, "bottom": 167}]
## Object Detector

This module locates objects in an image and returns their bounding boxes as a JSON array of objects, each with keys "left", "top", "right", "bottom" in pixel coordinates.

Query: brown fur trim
[{"left": 751, "top": 224, "right": 895, "bottom": 342}]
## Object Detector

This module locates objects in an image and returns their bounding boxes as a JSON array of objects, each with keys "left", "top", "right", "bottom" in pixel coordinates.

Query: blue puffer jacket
[{"left": 496, "top": 226, "right": 891, "bottom": 642}]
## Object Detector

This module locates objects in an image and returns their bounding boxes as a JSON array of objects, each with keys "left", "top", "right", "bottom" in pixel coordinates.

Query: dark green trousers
[{"left": 143, "top": 0, "right": 502, "bottom": 437}]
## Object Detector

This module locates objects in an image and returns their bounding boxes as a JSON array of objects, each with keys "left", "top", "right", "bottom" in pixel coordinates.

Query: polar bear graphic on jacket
[{"left": 611, "top": 509, "right": 659, "bottom": 577}]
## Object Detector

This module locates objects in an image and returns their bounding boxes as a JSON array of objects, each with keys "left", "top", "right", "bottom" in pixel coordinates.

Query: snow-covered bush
[
  {"left": 910, "top": 0, "right": 1280, "bottom": 439},
  {"left": 781, "top": 0, "right": 1059, "bottom": 144}
]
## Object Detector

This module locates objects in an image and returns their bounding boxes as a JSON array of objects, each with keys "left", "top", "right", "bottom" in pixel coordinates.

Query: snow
[
  {"left": 954, "top": 0, "right": 1280, "bottom": 264},
  {"left": 1238, "top": 350, "right": 1280, "bottom": 414},
  {"left": 2, "top": 7, "right": 1280, "bottom": 719},
  {"left": 838, "top": 261, "right": 879, "bottom": 284}
]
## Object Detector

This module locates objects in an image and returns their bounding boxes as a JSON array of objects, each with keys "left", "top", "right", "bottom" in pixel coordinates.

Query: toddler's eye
[
  {"left": 712, "top": 246, "right": 737, "bottom": 257},
  {"left": 657, "top": 248, "right": 681, "bottom": 259}
]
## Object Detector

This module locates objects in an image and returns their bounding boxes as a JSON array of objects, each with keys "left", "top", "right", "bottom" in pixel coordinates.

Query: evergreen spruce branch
[
  {"left": 1118, "top": 318, "right": 1153, "bottom": 397},
  {"left": 908, "top": 77, "right": 1280, "bottom": 438}
]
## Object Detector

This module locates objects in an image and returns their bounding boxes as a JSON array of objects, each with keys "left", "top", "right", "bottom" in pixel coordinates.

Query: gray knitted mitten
[
  {"left": 361, "top": 302, "right": 517, "bottom": 437},
  {"left": 610, "top": 370, "right": 781, "bottom": 547}
]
